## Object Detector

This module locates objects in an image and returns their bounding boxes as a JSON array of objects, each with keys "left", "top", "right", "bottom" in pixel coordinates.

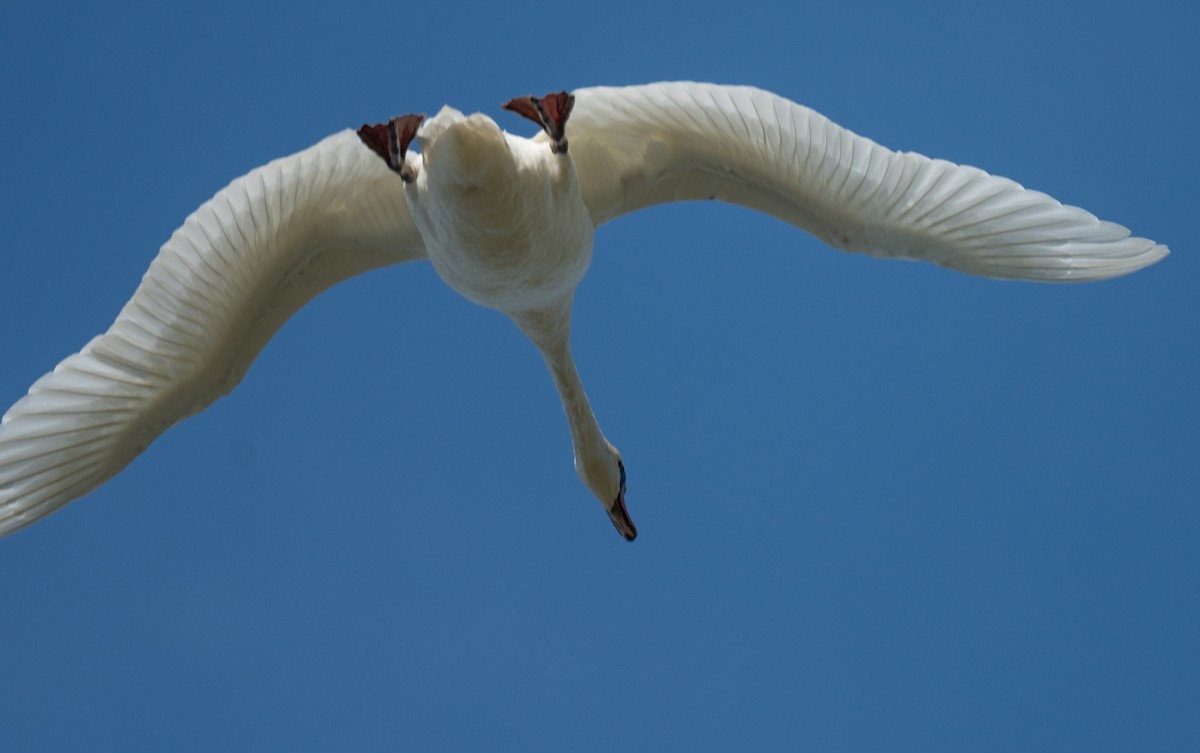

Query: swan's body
[{"left": 0, "top": 82, "right": 1167, "bottom": 539}]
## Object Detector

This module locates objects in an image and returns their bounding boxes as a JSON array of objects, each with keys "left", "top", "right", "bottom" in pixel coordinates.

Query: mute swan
[{"left": 0, "top": 82, "right": 1167, "bottom": 540}]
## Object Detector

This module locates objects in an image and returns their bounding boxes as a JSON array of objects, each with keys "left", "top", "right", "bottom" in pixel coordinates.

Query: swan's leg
[
  {"left": 501, "top": 91, "right": 575, "bottom": 153},
  {"left": 357, "top": 113, "right": 425, "bottom": 181}
]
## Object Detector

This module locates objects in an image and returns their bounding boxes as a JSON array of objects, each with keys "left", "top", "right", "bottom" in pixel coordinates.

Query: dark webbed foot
[
  {"left": 502, "top": 91, "right": 575, "bottom": 153},
  {"left": 357, "top": 113, "right": 425, "bottom": 182}
]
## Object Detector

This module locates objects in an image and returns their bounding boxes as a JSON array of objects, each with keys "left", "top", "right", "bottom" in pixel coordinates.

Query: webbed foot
[
  {"left": 357, "top": 113, "right": 425, "bottom": 182},
  {"left": 502, "top": 91, "right": 575, "bottom": 153}
]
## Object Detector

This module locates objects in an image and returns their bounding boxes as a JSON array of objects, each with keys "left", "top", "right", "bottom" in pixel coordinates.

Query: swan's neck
[{"left": 513, "top": 300, "right": 610, "bottom": 484}]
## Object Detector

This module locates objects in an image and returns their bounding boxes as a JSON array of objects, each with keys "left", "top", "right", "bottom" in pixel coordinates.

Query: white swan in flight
[{"left": 0, "top": 82, "right": 1167, "bottom": 540}]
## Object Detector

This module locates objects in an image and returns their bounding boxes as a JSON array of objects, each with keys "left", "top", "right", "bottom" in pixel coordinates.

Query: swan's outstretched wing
[
  {"left": 0, "top": 130, "right": 422, "bottom": 535},
  {"left": 567, "top": 82, "right": 1167, "bottom": 281}
]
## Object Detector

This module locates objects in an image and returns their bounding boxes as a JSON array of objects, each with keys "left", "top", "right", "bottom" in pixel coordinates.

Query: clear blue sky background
[{"left": 1, "top": 1, "right": 1196, "bottom": 751}]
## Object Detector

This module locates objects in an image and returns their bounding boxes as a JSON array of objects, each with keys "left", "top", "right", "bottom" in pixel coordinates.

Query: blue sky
[{"left": 1, "top": 1, "right": 1196, "bottom": 751}]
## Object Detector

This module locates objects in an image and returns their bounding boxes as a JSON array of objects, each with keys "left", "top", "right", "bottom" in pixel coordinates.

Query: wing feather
[
  {"left": 0, "top": 129, "right": 423, "bottom": 534},
  {"left": 568, "top": 82, "right": 1166, "bottom": 282}
]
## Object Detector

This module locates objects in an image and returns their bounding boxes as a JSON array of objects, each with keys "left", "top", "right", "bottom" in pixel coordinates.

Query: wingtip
[{"left": 1086, "top": 238, "right": 1170, "bottom": 282}]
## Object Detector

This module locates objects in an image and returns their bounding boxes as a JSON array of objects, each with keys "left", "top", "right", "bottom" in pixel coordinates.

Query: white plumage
[{"left": 0, "top": 82, "right": 1166, "bottom": 538}]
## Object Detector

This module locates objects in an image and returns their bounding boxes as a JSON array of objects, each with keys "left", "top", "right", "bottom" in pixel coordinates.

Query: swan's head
[{"left": 578, "top": 442, "right": 636, "bottom": 541}]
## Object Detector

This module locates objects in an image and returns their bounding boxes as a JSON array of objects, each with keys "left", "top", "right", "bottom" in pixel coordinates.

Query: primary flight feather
[{"left": 0, "top": 82, "right": 1167, "bottom": 538}]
